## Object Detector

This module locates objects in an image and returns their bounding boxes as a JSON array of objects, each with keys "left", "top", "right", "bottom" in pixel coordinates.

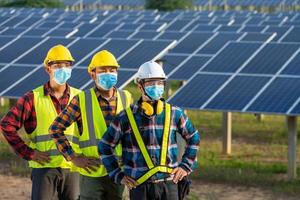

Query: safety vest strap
[
  {"left": 160, "top": 103, "right": 171, "bottom": 165},
  {"left": 125, "top": 107, "right": 155, "bottom": 169},
  {"left": 79, "top": 138, "right": 101, "bottom": 148},
  {"left": 118, "top": 89, "right": 127, "bottom": 109},
  {"left": 125, "top": 103, "right": 172, "bottom": 170},
  {"left": 136, "top": 166, "right": 173, "bottom": 185},
  {"left": 33, "top": 134, "right": 79, "bottom": 144},
  {"left": 85, "top": 89, "right": 97, "bottom": 147}
]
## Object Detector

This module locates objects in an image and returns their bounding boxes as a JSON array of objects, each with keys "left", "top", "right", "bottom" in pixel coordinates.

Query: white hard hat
[{"left": 135, "top": 61, "right": 166, "bottom": 83}]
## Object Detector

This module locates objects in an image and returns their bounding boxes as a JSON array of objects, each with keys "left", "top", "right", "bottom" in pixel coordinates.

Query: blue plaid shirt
[{"left": 98, "top": 100, "right": 200, "bottom": 184}]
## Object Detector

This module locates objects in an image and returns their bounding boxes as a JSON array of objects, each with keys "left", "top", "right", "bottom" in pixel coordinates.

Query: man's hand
[
  {"left": 121, "top": 175, "right": 137, "bottom": 190},
  {"left": 171, "top": 167, "right": 188, "bottom": 184},
  {"left": 71, "top": 155, "right": 101, "bottom": 173},
  {"left": 32, "top": 150, "right": 51, "bottom": 165}
]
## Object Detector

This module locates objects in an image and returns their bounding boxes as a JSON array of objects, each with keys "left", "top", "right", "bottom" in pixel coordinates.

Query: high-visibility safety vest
[
  {"left": 28, "top": 85, "right": 81, "bottom": 168},
  {"left": 125, "top": 103, "right": 173, "bottom": 185},
  {"left": 77, "top": 88, "right": 131, "bottom": 177}
]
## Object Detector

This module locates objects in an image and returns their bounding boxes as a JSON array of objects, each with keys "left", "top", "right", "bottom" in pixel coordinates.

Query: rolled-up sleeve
[
  {"left": 98, "top": 117, "right": 124, "bottom": 184},
  {"left": 176, "top": 108, "right": 200, "bottom": 173}
]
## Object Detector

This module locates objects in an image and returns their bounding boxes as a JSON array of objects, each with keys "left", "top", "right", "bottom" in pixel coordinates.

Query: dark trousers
[
  {"left": 79, "top": 175, "right": 124, "bottom": 200},
  {"left": 129, "top": 181, "right": 178, "bottom": 200},
  {"left": 31, "top": 168, "right": 80, "bottom": 200}
]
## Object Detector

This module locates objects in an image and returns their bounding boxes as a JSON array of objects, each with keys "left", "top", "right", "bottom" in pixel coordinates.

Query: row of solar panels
[
  {"left": 62, "top": 0, "right": 300, "bottom": 7},
  {"left": 0, "top": 36, "right": 175, "bottom": 98},
  {"left": 1, "top": 8, "right": 300, "bottom": 116},
  {"left": 168, "top": 40, "right": 300, "bottom": 115},
  {"left": 1, "top": 20, "right": 299, "bottom": 43},
  {"left": 2, "top": 7, "right": 300, "bottom": 19}
]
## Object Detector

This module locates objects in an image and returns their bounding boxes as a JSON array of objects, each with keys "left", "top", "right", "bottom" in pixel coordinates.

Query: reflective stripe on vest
[
  {"left": 125, "top": 103, "right": 173, "bottom": 185},
  {"left": 29, "top": 85, "right": 81, "bottom": 169},
  {"left": 33, "top": 134, "right": 79, "bottom": 145},
  {"left": 77, "top": 88, "right": 131, "bottom": 177}
]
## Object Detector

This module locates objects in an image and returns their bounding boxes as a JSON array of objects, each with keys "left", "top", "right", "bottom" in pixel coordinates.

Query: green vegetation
[
  {"left": 145, "top": 0, "right": 194, "bottom": 11},
  {"left": 0, "top": 0, "right": 63, "bottom": 8}
]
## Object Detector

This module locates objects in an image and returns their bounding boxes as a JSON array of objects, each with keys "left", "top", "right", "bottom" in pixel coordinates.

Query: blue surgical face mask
[
  {"left": 96, "top": 73, "right": 118, "bottom": 90},
  {"left": 53, "top": 68, "right": 72, "bottom": 85},
  {"left": 144, "top": 85, "right": 164, "bottom": 101}
]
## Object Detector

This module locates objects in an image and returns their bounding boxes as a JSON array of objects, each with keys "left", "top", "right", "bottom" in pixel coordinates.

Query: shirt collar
[
  {"left": 43, "top": 81, "right": 70, "bottom": 97},
  {"left": 93, "top": 85, "right": 117, "bottom": 101}
]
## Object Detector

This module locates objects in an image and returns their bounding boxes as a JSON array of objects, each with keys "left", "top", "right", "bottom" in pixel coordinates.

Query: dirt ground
[{"left": 0, "top": 175, "right": 298, "bottom": 200}]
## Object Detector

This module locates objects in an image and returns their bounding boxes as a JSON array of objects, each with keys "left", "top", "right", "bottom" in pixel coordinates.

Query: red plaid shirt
[{"left": 0, "top": 82, "right": 71, "bottom": 160}]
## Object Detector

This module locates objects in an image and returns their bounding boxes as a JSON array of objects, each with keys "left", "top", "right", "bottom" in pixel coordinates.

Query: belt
[{"left": 146, "top": 176, "right": 174, "bottom": 184}]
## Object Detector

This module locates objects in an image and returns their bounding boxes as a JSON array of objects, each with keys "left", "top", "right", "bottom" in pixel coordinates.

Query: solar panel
[
  {"left": 241, "top": 33, "right": 273, "bottom": 42},
  {"left": 217, "top": 25, "right": 241, "bottom": 32},
  {"left": 281, "top": 51, "right": 300, "bottom": 76},
  {"left": 1, "top": 17, "right": 26, "bottom": 27},
  {"left": 169, "top": 56, "right": 211, "bottom": 80},
  {"left": 202, "top": 42, "right": 261, "bottom": 73},
  {"left": 119, "top": 40, "right": 174, "bottom": 69},
  {"left": 46, "top": 28, "right": 73, "bottom": 37},
  {"left": 281, "top": 27, "right": 300, "bottom": 43},
  {"left": 1, "top": 27, "right": 26, "bottom": 36},
  {"left": 67, "top": 68, "right": 92, "bottom": 88},
  {"left": 16, "top": 37, "right": 73, "bottom": 65},
  {"left": 105, "top": 30, "right": 133, "bottom": 39},
  {"left": 246, "top": 77, "right": 300, "bottom": 114},
  {"left": 0, "top": 66, "right": 34, "bottom": 94},
  {"left": 72, "top": 23, "right": 97, "bottom": 37},
  {"left": 118, "top": 23, "right": 143, "bottom": 30},
  {"left": 171, "top": 32, "right": 214, "bottom": 54},
  {"left": 139, "top": 24, "right": 165, "bottom": 31},
  {"left": 68, "top": 38, "right": 106, "bottom": 65},
  {"left": 130, "top": 31, "right": 159, "bottom": 39},
  {"left": 18, "top": 17, "right": 41, "bottom": 27},
  {"left": 289, "top": 101, "right": 300, "bottom": 115},
  {"left": 156, "top": 31, "right": 187, "bottom": 40},
  {"left": 193, "top": 24, "right": 219, "bottom": 32},
  {"left": 197, "top": 32, "right": 242, "bottom": 55},
  {"left": 37, "top": 21, "right": 60, "bottom": 28},
  {"left": 241, "top": 43, "right": 300, "bottom": 74},
  {"left": 166, "top": 20, "right": 191, "bottom": 31},
  {"left": 161, "top": 54, "right": 188, "bottom": 75},
  {"left": 86, "top": 23, "right": 119, "bottom": 38},
  {"left": 78, "top": 39, "right": 138, "bottom": 66},
  {"left": 0, "top": 36, "right": 15, "bottom": 49},
  {"left": 0, "top": 37, "right": 44, "bottom": 64},
  {"left": 205, "top": 75, "right": 271, "bottom": 111},
  {"left": 240, "top": 26, "right": 265, "bottom": 33},
  {"left": 168, "top": 74, "right": 230, "bottom": 109},
  {"left": 23, "top": 28, "right": 49, "bottom": 36},
  {"left": 264, "top": 26, "right": 290, "bottom": 41},
  {"left": 3, "top": 67, "right": 48, "bottom": 98}
]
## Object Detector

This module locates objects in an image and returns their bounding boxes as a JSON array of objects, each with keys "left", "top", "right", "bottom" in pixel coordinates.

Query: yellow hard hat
[
  {"left": 88, "top": 50, "right": 119, "bottom": 73},
  {"left": 44, "top": 44, "right": 74, "bottom": 66}
]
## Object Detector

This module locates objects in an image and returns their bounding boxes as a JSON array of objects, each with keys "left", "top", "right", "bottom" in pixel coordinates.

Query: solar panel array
[
  {"left": 1, "top": 8, "right": 300, "bottom": 116},
  {"left": 62, "top": 0, "right": 300, "bottom": 7}
]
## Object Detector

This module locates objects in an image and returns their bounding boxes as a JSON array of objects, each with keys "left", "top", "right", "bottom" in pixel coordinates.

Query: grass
[{"left": 0, "top": 82, "right": 300, "bottom": 196}]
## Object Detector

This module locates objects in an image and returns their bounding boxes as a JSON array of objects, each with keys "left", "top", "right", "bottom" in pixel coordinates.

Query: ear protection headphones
[{"left": 141, "top": 100, "right": 164, "bottom": 116}]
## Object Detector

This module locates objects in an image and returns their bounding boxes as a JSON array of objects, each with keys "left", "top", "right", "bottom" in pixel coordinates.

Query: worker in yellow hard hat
[
  {"left": 0, "top": 44, "right": 81, "bottom": 200},
  {"left": 49, "top": 50, "right": 132, "bottom": 200}
]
